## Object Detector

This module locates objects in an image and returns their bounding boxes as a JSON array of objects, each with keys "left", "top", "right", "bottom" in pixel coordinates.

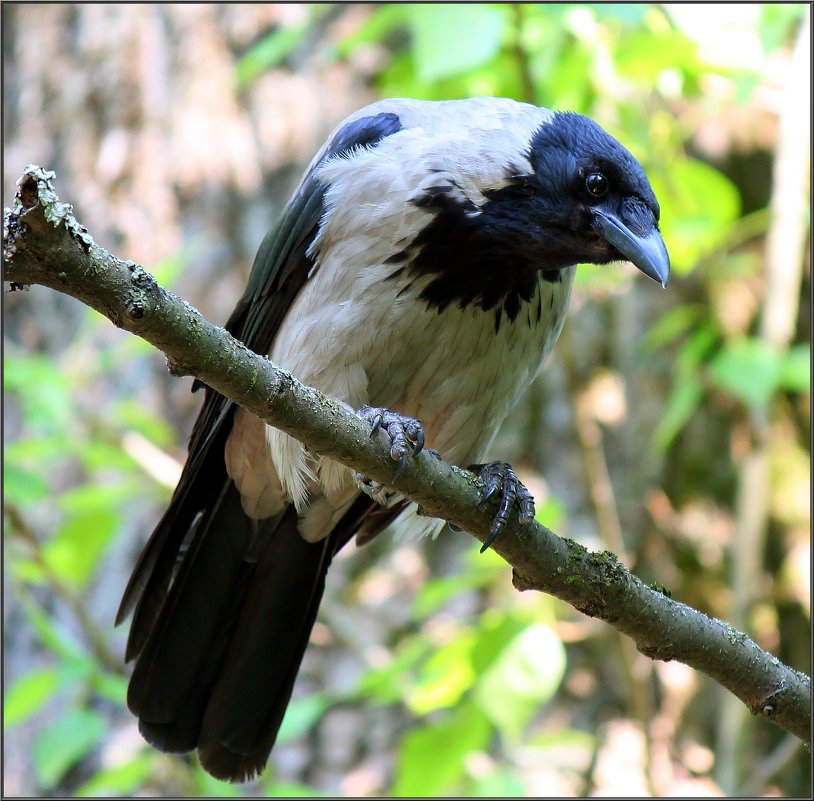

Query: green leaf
[
  {"left": 238, "top": 5, "right": 334, "bottom": 87},
  {"left": 530, "top": 727, "right": 597, "bottom": 750},
  {"left": 194, "top": 765, "right": 242, "bottom": 797},
  {"left": 759, "top": 4, "right": 806, "bottom": 55},
  {"left": 8, "top": 557, "right": 46, "bottom": 585},
  {"left": 110, "top": 400, "right": 178, "bottom": 447},
  {"left": 653, "top": 374, "right": 703, "bottom": 452},
  {"left": 58, "top": 481, "right": 138, "bottom": 516},
  {"left": 614, "top": 28, "right": 701, "bottom": 85},
  {"left": 408, "top": 4, "right": 508, "bottom": 82},
  {"left": 650, "top": 158, "right": 740, "bottom": 273},
  {"left": 5, "top": 437, "right": 71, "bottom": 467},
  {"left": 33, "top": 707, "right": 106, "bottom": 790},
  {"left": 3, "top": 462, "right": 50, "bottom": 506},
  {"left": 412, "top": 569, "right": 495, "bottom": 619},
  {"left": 407, "top": 630, "right": 477, "bottom": 714},
  {"left": 466, "top": 767, "right": 527, "bottom": 797},
  {"left": 355, "top": 635, "right": 429, "bottom": 705},
  {"left": 265, "top": 781, "right": 325, "bottom": 797},
  {"left": 587, "top": 3, "right": 650, "bottom": 24},
  {"left": 531, "top": 34, "right": 594, "bottom": 112},
  {"left": 42, "top": 508, "right": 119, "bottom": 589},
  {"left": 17, "top": 591, "right": 85, "bottom": 662},
  {"left": 473, "top": 624, "right": 566, "bottom": 740},
  {"left": 470, "top": 613, "right": 526, "bottom": 674},
  {"left": 57, "top": 657, "right": 96, "bottom": 686},
  {"left": 535, "top": 495, "right": 566, "bottom": 529},
  {"left": 236, "top": 15, "right": 315, "bottom": 88},
  {"left": 90, "top": 671, "right": 129, "bottom": 706},
  {"left": 677, "top": 324, "right": 719, "bottom": 370},
  {"left": 651, "top": 322, "right": 720, "bottom": 451},
  {"left": 276, "top": 693, "right": 330, "bottom": 745},
  {"left": 4, "top": 353, "right": 74, "bottom": 432},
  {"left": 72, "top": 438, "right": 139, "bottom": 473},
  {"left": 393, "top": 702, "right": 491, "bottom": 796},
  {"left": 709, "top": 338, "right": 783, "bottom": 410},
  {"left": 3, "top": 669, "right": 60, "bottom": 729},
  {"left": 732, "top": 72, "right": 762, "bottom": 105},
  {"left": 333, "top": 4, "right": 409, "bottom": 59},
  {"left": 74, "top": 754, "right": 153, "bottom": 797},
  {"left": 779, "top": 345, "right": 811, "bottom": 393},
  {"left": 642, "top": 304, "right": 704, "bottom": 353}
]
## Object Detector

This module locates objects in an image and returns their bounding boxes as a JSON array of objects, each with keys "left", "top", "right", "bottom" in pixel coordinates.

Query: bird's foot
[
  {"left": 354, "top": 406, "right": 425, "bottom": 503},
  {"left": 471, "top": 461, "right": 535, "bottom": 553}
]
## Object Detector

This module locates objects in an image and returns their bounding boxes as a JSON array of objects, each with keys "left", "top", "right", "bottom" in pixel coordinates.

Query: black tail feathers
[{"left": 122, "top": 482, "right": 345, "bottom": 782}]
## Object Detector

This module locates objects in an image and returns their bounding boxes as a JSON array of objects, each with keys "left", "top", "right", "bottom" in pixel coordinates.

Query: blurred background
[{"left": 3, "top": 3, "right": 810, "bottom": 797}]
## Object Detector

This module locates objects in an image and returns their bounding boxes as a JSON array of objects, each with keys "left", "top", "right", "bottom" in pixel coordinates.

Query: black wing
[{"left": 116, "top": 112, "right": 403, "bottom": 642}]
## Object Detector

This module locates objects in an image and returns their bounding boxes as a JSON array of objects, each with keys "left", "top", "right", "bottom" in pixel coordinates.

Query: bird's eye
[{"left": 585, "top": 172, "right": 609, "bottom": 198}]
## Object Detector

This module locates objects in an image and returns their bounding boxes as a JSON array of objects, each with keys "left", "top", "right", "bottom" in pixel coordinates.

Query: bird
[{"left": 116, "top": 97, "right": 670, "bottom": 782}]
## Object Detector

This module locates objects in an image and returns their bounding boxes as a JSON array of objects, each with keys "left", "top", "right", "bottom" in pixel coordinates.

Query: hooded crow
[{"left": 117, "top": 97, "right": 669, "bottom": 782}]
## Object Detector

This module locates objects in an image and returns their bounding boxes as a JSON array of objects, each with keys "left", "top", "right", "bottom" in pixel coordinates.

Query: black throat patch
[{"left": 391, "top": 182, "right": 566, "bottom": 324}]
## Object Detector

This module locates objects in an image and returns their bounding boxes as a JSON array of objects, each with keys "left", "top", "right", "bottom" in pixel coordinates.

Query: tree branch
[{"left": 4, "top": 165, "right": 810, "bottom": 745}]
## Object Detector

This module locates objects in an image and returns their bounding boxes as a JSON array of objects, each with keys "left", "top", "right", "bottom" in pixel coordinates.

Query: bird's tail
[{"left": 123, "top": 480, "right": 347, "bottom": 782}]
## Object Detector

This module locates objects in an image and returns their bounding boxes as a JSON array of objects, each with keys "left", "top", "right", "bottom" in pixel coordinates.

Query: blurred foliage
[
  {"left": 4, "top": 318, "right": 170, "bottom": 791},
  {"left": 3, "top": 2, "right": 810, "bottom": 798}
]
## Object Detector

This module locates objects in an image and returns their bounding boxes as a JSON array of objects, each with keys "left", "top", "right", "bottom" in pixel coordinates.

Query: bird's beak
[{"left": 594, "top": 209, "right": 670, "bottom": 288}]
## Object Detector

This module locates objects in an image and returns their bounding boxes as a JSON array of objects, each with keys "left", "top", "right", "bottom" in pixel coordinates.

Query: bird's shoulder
[{"left": 313, "top": 97, "right": 554, "bottom": 203}]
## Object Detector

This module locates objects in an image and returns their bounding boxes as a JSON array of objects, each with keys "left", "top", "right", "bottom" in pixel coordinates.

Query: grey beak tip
[{"left": 594, "top": 209, "right": 671, "bottom": 291}]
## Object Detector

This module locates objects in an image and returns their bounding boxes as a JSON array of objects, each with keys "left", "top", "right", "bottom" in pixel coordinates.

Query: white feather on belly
[
  {"left": 225, "top": 106, "right": 574, "bottom": 540},
  {"left": 232, "top": 261, "right": 574, "bottom": 541}
]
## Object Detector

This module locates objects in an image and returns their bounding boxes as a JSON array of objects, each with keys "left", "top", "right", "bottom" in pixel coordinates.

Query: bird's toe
[
  {"left": 358, "top": 406, "right": 425, "bottom": 468},
  {"left": 470, "top": 461, "right": 536, "bottom": 553}
]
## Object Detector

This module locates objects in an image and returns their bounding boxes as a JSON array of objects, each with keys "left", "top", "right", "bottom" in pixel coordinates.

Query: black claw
[
  {"left": 471, "top": 461, "right": 536, "bottom": 553},
  {"left": 480, "top": 525, "right": 503, "bottom": 553},
  {"left": 356, "top": 406, "right": 426, "bottom": 489},
  {"left": 477, "top": 482, "right": 498, "bottom": 508},
  {"left": 414, "top": 427, "right": 425, "bottom": 456}
]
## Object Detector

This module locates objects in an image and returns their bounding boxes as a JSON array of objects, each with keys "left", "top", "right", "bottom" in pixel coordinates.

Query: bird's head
[
  {"left": 328, "top": 101, "right": 670, "bottom": 320},
  {"left": 521, "top": 111, "right": 670, "bottom": 287}
]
